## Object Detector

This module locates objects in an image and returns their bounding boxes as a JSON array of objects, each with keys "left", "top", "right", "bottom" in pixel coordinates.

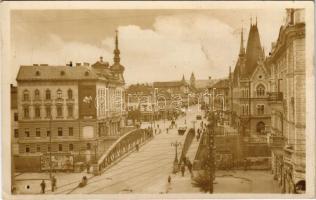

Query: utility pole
[
  {"left": 206, "top": 112, "right": 216, "bottom": 193},
  {"left": 171, "top": 141, "right": 181, "bottom": 173}
]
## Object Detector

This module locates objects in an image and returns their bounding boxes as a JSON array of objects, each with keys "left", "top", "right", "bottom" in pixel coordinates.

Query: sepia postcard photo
[{"left": 0, "top": 1, "right": 315, "bottom": 199}]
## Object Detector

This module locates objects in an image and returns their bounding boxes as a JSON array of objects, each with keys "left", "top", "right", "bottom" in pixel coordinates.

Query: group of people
[
  {"left": 40, "top": 175, "right": 57, "bottom": 194},
  {"left": 180, "top": 157, "right": 193, "bottom": 177}
]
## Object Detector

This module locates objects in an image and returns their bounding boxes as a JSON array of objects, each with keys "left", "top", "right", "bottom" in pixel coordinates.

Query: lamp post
[{"left": 171, "top": 141, "right": 181, "bottom": 173}]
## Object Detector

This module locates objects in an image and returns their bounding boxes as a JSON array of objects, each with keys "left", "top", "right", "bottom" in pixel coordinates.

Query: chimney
[
  {"left": 100, "top": 56, "right": 103, "bottom": 62},
  {"left": 209, "top": 76, "right": 212, "bottom": 80},
  {"left": 69, "top": 61, "right": 73, "bottom": 67},
  {"left": 33, "top": 64, "right": 38, "bottom": 66},
  {"left": 83, "top": 62, "right": 90, "bottom": 67},
  {"left": 40, "top": 64, "right": 48, "bottom": 66},
  {"left": 76, "top": 63, "right": 81, "bottom": 67}
]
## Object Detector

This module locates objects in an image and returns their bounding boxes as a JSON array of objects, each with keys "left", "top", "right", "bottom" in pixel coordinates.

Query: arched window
[
  {"left": 34, "top": 89, "right": 40, "bottom": 100},
  {"left": 67, "top": 89, "right": 73, "bottom": 99},
  {"left": 45, "top": 89, "right": 51, "bottom": 100},
  {"left": 256, "top": 84, "right": 265, "bottom": 97},
  {"left": 23, "top": 90, "right": 30, "bottom": 101},
  {"left": 256, "top": 121, "right": 266, "bottom": 134},
  {"left": 57, "top": 89, "right": 62, "bottom": 99}
]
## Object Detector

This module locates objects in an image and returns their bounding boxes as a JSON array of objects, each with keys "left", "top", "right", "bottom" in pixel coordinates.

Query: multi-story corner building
[
  {"left": 126, "top": 84, "right": 156, "bottom": 122},
  {"left": 11, "top": 84, "right": 19, "bottom": 155},
  {"left": 15, "top": 31, "right": 126, "bottom": 172},
  {"left": 266, "top": 9, "right": 305, "bottom": 193},
  {"left": 231, "top": 21, "right": 271, "bottom": 158}
]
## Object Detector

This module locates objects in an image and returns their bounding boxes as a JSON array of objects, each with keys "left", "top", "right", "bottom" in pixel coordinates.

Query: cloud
[{"left": 12, "top": 14, "right": 243, "bottom": 84}]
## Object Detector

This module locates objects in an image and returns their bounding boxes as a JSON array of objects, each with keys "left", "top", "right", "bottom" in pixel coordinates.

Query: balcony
[
  {"left": 267, "top": 134, "right": 285, "bottom": 149},
  {"left": 268, "top": 92, "right": 283, "bottom": 101}
]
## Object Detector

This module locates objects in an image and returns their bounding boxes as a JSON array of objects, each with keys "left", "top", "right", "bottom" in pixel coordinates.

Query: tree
[{"left": 192, "top": 171, "right": 211, "bottom": 193}]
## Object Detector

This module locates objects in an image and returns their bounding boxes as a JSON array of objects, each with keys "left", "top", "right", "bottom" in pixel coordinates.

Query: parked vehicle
[{"left": 178, "top": 126, "right": 187, "bottom": 135}]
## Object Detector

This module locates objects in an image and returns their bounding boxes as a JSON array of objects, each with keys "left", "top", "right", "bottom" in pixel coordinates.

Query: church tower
[
  {"left": 111, "top": 30, "right": 125, "bottom": 81},
  {"left": 190, "top": 72, "right": 196, "bottom": 88}
]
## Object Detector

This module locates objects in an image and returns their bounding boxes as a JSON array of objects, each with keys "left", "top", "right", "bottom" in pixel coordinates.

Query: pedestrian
[
  {"left": 51, "top": 175, "right": 57, "bottom": 192},
  {"left": 86, "top": 162, "right": 90, "bottom": 173},
  {"left": 181, "top": 164, "right": 185, "bottom": 177},
  {"left": 136, "top": 144, "right": 139, "bottom": 152},
  {"left": 168, "top": 175, "right": 171, "bottom": 183},
  {"left": 40, "top": 180, "right": 46, "bottom": 194}
]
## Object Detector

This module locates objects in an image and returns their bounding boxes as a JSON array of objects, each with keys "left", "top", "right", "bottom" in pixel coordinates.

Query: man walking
[
  {"left": 40, "top": 180, "right": 46, "bottom": 194},
  {"left": 181, "top": 163, "right": 185, "bottom": 177},
  {"left": 51, "top": 175, "right": 57, "bottom": 192}
]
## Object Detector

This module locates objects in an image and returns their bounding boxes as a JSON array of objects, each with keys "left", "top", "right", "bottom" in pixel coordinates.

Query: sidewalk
[
  {"left": 14, "top": 171, "right": 93, "bottom": 194},
  {"left": 166, "top": 169, "right": 281, "bottom": 194}
]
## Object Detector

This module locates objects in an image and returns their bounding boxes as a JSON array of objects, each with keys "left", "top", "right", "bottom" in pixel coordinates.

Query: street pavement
[{"left": 69, "top": 105, "right": 200, "bottom": 194}]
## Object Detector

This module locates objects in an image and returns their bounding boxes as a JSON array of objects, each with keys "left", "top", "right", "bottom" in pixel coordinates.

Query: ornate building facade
[
  {"left": 231, "top": 21, "right": 271, "bottom": 158},
  {"left": 266, "top": 9, "right": 305, "bottom": 193},
  {"left": 15, "top": 31, "right": 126, "bottom": 171}
]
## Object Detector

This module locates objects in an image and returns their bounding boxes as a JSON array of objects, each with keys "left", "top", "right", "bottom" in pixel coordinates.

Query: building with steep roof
[
  {"left": 14, "top": 31, "right": 127, "bottom": 172},
  {"left": 230, "top": 21, "right": 272, "bottom": 159}
]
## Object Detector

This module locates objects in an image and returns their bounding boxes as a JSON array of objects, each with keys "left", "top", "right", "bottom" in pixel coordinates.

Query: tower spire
[
  {"left": 113, "top": 29, "right": 120, "bottom": 64},
  {"left": 239, "top": 25, "right": 245, "bottom": 56}
]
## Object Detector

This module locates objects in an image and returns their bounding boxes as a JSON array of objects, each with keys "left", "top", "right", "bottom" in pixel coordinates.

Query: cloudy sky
[{"left": 11, "top": 9, "right": 285, "bottom": 84}]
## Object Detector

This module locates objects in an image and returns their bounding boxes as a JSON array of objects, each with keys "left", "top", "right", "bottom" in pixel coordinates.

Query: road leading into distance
[{"left": 70, "top": 105, "right": 202, "bottom": 194}]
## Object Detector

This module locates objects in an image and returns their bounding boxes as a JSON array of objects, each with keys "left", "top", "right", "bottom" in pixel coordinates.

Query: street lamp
[{"left": 171, "top": 141, "right": 181, "bottom": 173}]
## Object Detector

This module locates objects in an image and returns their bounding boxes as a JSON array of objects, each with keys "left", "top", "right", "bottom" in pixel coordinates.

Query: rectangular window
[
  {"left": 58, "top": 144, "right": 63, "bottom": 152},
  {"left": 69, "top": 144, "right": 74, "bottom": 151},
  {"left": 69, "top": 127, "right": 73, "bottom": 136},
  {"left": 24, "top": 107, "right": 29, "bottom": 118},
  {"left": 14, "top": 129, "right": 19, "bottom": 138},
  {"left": 35, "top": 106, "right": 41, "bottom": 118},
  {"left": 87, "top": 143, "right": 91, "bottom": 150},
  {"left": 48, "top": 144, "right": 51, "bottom": 152},
  {"left": 25, "top": 146, "right": 30, "bottom": 153},
  {"left": 25, "top": 128, "right": 30, "bottom": 137},
  {"left": 58, "top": 128, "right": 63, "bottom": 136},
  {"left": 45, "top": 106, "right": 51, "bottom": 118},
  {"left": 36, "top": 145, "right": 41, "bottom": 152},
  {"left": 57, "top": 106, "right": 63, "bottom": 117},
  {"left": 14, "top": 113, "right": 18, "bottom": 121},
  {"left": 257, "top": 105, "right": 265, "bottom": 115},
  {"left": 47, "top": 130, "right": 51, "bottom": 137},
  {"left": 36, "top": 128, "right": 41, "bottom": 137},
  {"left": 67, "top": 105, "right": 73, "bottom": 118}
]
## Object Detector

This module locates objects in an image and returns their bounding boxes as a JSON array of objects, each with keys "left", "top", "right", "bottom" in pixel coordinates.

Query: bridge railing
[{"left": 92, "top": 128, "right": 153, "bottom": 175}]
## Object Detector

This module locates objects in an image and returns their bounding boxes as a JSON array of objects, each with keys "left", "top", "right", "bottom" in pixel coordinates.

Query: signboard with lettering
[{"left": 79, "top": 84, "right": 96, "bottom": 119}]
